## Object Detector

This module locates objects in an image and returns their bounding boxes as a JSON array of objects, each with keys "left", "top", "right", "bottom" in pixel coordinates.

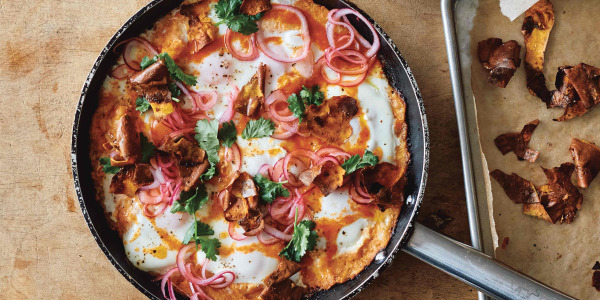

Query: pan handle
[{"left": 403, "top": 223, "right": 575, "bottom": 300}]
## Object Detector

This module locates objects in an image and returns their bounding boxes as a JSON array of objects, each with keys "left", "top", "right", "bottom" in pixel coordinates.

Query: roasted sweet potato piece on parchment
[
  {"left": 570, "top": 138, "right": 600, "bottom": 188},
  {"left": 298, "top": 96, "right": 359, "bottom": 144},
  {"left": 493, "top": 119, "right": 540, "bottom": 162},
  {"left": 489, "top": 170, "right": 538, "bottom": 204},
  {"left": 521, "top": 0, "right": 554, "bottom": 104},
  {"left": 240, "top": 0, "right": 272, "bottom": 16},
  {"left": 235, "top": 63, "right": 266, "bottom": 118},
  {"left": 491, "top": 164, "right": 583, "bottom": 224},
  {"left": 553, "top": 63, "right": 600, "bottom": 121},
  {"left": 477, "top": 38, "right": 521, "bottom": 88}
]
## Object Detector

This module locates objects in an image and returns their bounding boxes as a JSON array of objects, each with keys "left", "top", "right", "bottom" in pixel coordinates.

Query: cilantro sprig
[
  {"left": 99, "top": 157, "right": 120, "bottom": 174},
  {"left": 172, "top": 186, "right": 220, "bottom": 261},
  {"left": 242, "top": 117, "right": 275, "bottom": 139},
  {"left": 253, "top": 174, "right": 290, "bottom": 203},
  {"left": 214, "top": 0, "right": 265, "bottom": 35},
  {"left": 139, "top": 53, "right": 197, "bottom": 86},
  {"left": 341, "top": 150, "right": 379, "bottom": 175},
  {"left": 140, "top": 133, "right": 156, "bottom": 163},
  {"left": 286, "top": 85, "right": 325, "bottom": 123},
  {"left": 135, "top": 97, "right": 151, "bottom": 113},
  {"left": 218, "top": 121, "right": 237, "bottom": 148},
  {"left": 183, "top": 220, "right": 221, "bottom": 261},
  {"left": 279, "top": 209, "right": 318, "bottom": 262}
]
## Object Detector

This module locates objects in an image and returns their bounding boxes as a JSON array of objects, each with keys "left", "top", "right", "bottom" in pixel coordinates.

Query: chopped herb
[
  {"left": 168, "top": 82, "right": 182, "bottom": 97},
  {"left": 253, "top": 174, "right": 290, "bottom": 203},
  {"left": 341, "top": 150, "right": 379, "bottom": 175},
  {"left": 218, "top": 121, "right": 237, "bottom": 148},
  {"left": 286, "top": 85, "right": 324, "bottom": 123},
  {"left": 214, "top": 0, "right": 265, "bottom": 35},
  {"left": 99, "top": 157, "right": 120, "bottom": 174},
  {"left": 158, "top": 52, "right": 197, "bottom": 86},
  {"left": 183, "top": 220, "right": 221, "bottom": 261},
  {"left": 139, "top": 133, "right": 156, "bottom": 163},
  {"left": 140, "top": 56, "right": 157, "bottom": 70},
  {"left": 195, "top": 119, "right": 220, "bottom": 181},
  {"left": 299, "top": 85, "right": 324, "bottom": 106},
  {"left": 170, "top": 185, "right": 209, "bottom": 215},
  {"left": 279, "top": 209, "right": 318, "bottom": 262},
  {"left": 135, "top": 97, "right": 151, "bottom": 113},
  {"left": 286, "top": 94, "right": 305, "bottom": 122},
  {"left": 241, "top": 117, "right": 275, "bottom": 139}
]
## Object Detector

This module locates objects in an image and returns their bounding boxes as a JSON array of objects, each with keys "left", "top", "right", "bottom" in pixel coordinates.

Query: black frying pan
[{"left": 70, "top": 0, "right": 574, "bottom": 299}]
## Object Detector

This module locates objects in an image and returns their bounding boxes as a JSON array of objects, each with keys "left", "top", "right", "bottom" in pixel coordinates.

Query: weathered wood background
[{"left": 0, "top": 0, "right": 477, "bottom": 298}]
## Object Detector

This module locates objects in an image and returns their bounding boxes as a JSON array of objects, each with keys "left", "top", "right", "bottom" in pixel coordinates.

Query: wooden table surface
[{"left": 0, "top": 0, "right": 479, "bottom": 298}]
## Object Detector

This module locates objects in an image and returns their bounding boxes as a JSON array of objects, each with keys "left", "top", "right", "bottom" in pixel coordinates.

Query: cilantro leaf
[
  {"left": 183, "top": 220, "right": 220, "bottom": 261},
  {"left": 253, "top": 174, "right": 290, "bottom": 203},
  {"left": 139, "top": 133, "right": 156, "bottom": 163},
  {"left": 157, "top": 52, "right": 197, "bottom": 86},
  {"left": 200, "top": 164, "right": 218, "bottom": 181},
  {"left": 196, "top": 237, "right": 221, "bottom": 261},
  {"left": 135, "top": 97, "right": 151, "bottom": 113},
  {"left": 195, "top": 119, "right": 220, "bottom": 165},
  {"left": 218, "top": 121, "right": 237, "bottom": 148},
  {"left": 286, "top": 94, "right": 305, "bottom": 122},
  {"left": 279, "top": 211, "right": 318, "bottom": 262},
  {"left": 171, "top": 185, "right": 209, "bottom": 215},
  {"left": 140, "top": 56, "right": 157, "bottom": 70},
  {"left": 214, "top": 0, "right": 264, "bottom": 35},
  {"left": 341, "top": 150, "right": 379, "bottom": 175},
  {"left": 99, "top": 157, "right": 120, "bottom": 174},
  {"left": 195, "top": 119, "right": 220, "bottom": 181},
  {"left": 242, "top": 117, "right": 275, "bottom": 139},
  {"left": 168, "top": 82, "right": 181, "bottom": 97},
  {"left": 286, "top": 85, "right": 324, "bottom": 123},
  {"left": 299, "top": 85, "right": 324, "bottom": 106}
]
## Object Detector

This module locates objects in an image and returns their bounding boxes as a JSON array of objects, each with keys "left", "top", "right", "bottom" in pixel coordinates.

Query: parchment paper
[{"left": 469, "top": 0, "right": 600, "bottom": 298}]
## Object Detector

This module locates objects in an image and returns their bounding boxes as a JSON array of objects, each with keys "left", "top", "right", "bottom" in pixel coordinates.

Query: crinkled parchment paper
[{"left": 469, "top": 0, "right": 600, "bottom": 298}]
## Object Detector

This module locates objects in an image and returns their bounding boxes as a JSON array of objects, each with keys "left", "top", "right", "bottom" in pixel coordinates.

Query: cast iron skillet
[{"left": 71, "top": 0, "right": 574, "bottom": 299}]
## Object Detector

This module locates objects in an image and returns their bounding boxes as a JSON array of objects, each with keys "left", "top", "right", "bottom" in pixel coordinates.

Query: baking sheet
[{"left": 457, "top": 0, "right": 600, "bottom": 298}]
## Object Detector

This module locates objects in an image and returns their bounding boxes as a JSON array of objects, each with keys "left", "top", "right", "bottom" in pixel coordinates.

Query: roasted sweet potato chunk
[
  {"left": 312, "top": 161, "right": 345, "bottom": 196},
  {"left": 299, "top": 161, "right": 345, "bottom": 196},
  {"left": 188, "top": 18, "right": 218, "bottom": 53},
  {"left": 109, "top": 164, "right": 153, "bottom": 197},
  {"left": 235, "top": 63, "right": 266, "bottom": 118},
  {"left": 223, "top": 173, "right": 264, "bottom": 234},
  {"left": 129, "top": 61, "right": 168, "bottom": 85},
  {"left": 521, "top": 0, "right": 554, "bottom": 104},
  {"left": 477, "top": 38, "right": 521, "bottom": 88},
  {"left": 490, "top": 169, "right": 538, "bottom": 204},
  {"left": 358, "top": 162, "right": 404, "bottom": 208},
  {"left": 298, "top": 96, "right": 359, "bottom": 144},
  {"left": 493, "top": 119, "right": 540, "bottom": 162},
  {"left": 553, "top": 63, "right": 600, "bottom": 121},
  {"left": 129, "top": 60, "right": 174, "bottom": 118},
  {"left": 570, "top": 138, "right": 600, "bottom": 188},
  {"left": 240, "top": 0, "right": 271, "bottom": 16},
  {"left": 263, "top": 260, "right": 301, "bottom": 288},
  {"left": 111, "top": 113, "right": 141, "bottom": 167},
  {"left": 158, "top": 137, "right": 208, "bottom": 191}
]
